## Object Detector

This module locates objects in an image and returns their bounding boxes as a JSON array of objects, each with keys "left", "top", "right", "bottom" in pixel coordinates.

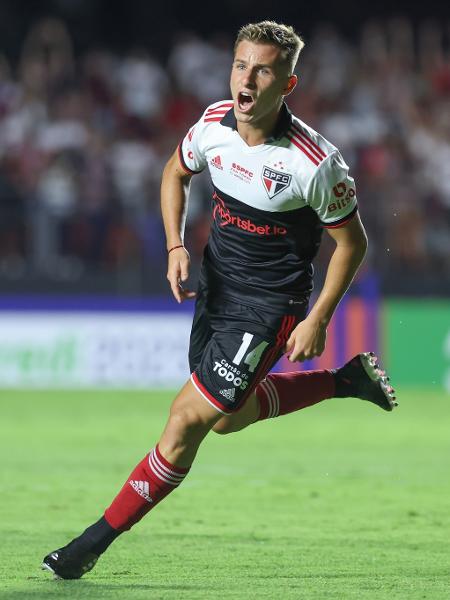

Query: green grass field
[{"left": 1, "top": 387, "right": 449, "bottom": 600}]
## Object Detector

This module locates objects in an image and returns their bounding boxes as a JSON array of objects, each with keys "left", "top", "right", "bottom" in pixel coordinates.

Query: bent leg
[
  {"left": 213, "top": 369, "right": 335, "bottom": 435},
  {"left": 212, "top": 353, "right": 396, "bottom": 437},
  {"left": 212, "top": 392, "right": 259, "bottom": 434}
]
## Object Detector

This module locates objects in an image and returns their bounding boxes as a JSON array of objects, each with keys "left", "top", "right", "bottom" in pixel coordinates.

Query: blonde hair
[{"left": 234, "top": 21, "right": 305, "bottom": 73}]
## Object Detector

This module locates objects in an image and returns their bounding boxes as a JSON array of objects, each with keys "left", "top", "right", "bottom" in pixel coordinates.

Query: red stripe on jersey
[
  {"left": 206, "top": 102, "right": 234, "bottom": 115},
  {"left": 191, "top": 372, "right": 232, "bottom": 415},
  {"left": 204, "top": 117, "right": 225, "bottom": 123},
  {"left": 291, "top": 123, "right": 327, "bottom": 159},
  {"left": 289, "top": 129, "right": 326, "bottom": 164},
  {"left": 287, "top": 135, "right": 321, "bottom": 166},
  {"left": 177, "top": 142, "right": 201, "bottom": 175}
]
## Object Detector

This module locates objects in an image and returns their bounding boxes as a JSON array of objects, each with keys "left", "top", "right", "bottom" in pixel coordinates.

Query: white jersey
[{"left": 178, "top": 100, "right": 358, "bottom": 308}]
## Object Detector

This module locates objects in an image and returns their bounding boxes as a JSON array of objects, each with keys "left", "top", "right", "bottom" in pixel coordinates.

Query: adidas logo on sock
[
  {"left": 219, "top": 388, "right": 236, "bottom": 401},
  {"left": 129, "top": 480, "right": 153, "bottom": 503}
]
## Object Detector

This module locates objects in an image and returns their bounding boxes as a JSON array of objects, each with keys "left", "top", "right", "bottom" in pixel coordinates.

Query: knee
[
  {"left": 212, "top": 417, "right": 239, "bottom": 435},
  {"left": 168, "top": 405, "right": 206, "bottom": 438},
  {"left": 161, "top": 407, "right": 209, "bottom": 460}
]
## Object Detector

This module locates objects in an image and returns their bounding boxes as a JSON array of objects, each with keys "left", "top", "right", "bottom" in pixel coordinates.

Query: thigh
[
  {"left": 191, "top": 300, "right": 304, "bottom": 415},
  {"left": 159, "top": 379, "right": 223, "bottom": 466}
]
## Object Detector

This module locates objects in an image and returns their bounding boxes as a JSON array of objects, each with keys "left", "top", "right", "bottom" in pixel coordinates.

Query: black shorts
[{"left": 189, "top": 286, "right": 308, "bottom": 415}]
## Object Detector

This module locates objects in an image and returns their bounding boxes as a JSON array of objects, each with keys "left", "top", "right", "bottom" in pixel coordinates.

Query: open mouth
[{"left": 237, "top": 92, "right": 255, "bottom": 112}]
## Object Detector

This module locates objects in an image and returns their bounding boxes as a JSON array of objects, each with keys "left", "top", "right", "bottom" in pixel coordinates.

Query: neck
[{"left": 236, "top": 104, "right": 282, "bottom": 147}]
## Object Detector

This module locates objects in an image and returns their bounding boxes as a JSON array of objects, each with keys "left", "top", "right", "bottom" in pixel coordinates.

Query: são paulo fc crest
[{"left": 261, "top": 166, "right": 292, "bottom": 199}]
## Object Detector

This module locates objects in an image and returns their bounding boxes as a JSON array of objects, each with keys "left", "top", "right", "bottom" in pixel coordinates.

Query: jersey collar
[{"left": 220, "top": 102, "right": 292, "bottom": 142}]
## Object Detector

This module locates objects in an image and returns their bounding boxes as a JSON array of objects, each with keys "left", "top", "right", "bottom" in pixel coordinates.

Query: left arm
[{"left": 286, "top": 213, "right": 368, "bottom": 362}]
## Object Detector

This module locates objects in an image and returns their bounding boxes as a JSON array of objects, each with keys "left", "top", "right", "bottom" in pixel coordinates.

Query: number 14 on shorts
[{"left": 232, "top": 333, "right": 269, "bottom": 373}]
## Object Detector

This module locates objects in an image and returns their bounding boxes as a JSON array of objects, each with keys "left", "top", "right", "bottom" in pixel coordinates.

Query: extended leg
[{"left": 42, "top": 380, "right": 221, "bottom": 579}]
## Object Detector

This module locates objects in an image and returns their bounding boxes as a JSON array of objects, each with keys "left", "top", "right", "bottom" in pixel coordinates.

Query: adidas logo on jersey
[
  {"left": 211, "top": 155, "right": 223, "bottom": 170},
  {"left": 219, "top": 388, "right": 236, "bottom": 401},
  {"left": 129, "top": 480, "right": 153, "bottom": 503}
]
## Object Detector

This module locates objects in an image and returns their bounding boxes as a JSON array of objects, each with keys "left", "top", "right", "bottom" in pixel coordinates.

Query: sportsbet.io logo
[
  {"left": 212, "top": 191, "right": 287, "bottom": 235},
  {"left": 261, "top": 166, "right": 292, "bottom": 199}
]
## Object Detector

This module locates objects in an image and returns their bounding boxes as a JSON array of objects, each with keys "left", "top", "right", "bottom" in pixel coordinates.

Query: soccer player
[{"left": 42, "top": 21, "right": 396, "bottom": 579}]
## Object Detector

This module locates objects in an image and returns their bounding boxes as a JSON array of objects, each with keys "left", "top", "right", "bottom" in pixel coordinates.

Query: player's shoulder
[
  {"left": 201, "top": 99, "right": 234, "bottom": 124},
  {"left": 287, "top": 114, "right": 339, "bottom": 170}
]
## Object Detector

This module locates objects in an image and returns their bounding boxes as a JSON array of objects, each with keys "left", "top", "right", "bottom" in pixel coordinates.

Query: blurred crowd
[{"left": 0, "top": 17, "right": 449, "bottom": 295}]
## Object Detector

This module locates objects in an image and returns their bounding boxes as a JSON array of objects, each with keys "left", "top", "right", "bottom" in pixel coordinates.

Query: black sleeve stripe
[
  {"left": 177, "top": 141, "right": 203, "bottom": 175},
  {"left": 321, "top": 205, "right": 358, "bottom": 229}
]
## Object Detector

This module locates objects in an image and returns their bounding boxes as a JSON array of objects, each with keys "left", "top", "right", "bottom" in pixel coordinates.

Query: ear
[{"left": 283, "top": 74, "right": 298, "bottom": 96}]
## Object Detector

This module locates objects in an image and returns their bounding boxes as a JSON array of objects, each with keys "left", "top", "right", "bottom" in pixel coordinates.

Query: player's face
[{"left": 231, "top": 41, "right": 296, "bottom": 130}]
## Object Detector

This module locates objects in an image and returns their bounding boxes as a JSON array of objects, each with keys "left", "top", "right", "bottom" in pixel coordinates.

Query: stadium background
[{"left": 1, "top": 2, "right": 450, "bottom": 598}]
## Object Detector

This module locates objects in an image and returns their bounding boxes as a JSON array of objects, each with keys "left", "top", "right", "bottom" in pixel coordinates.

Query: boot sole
[{"left": 359, "top": 352, "right": 398, "bottom": 411}]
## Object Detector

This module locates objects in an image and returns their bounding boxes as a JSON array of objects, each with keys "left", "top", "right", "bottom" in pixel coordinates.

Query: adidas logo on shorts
[{"left": 219, "top": 388, "right": 236, "bottom": 401}]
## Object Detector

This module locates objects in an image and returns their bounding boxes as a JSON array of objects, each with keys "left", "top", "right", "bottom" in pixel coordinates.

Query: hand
[
  {"left": 285, "top": 315, "right": 327, "bottom": 362},
  {"left": 166, "top": 247, "right": 196, "bottom": 304}
]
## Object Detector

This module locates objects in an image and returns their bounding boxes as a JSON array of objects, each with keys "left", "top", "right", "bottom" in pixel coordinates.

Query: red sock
[
  {"left": 104, "top": 445, "right": 190, "bottom": 531},
  {"left": 255, "top": 370, "right": 335, "bottom": 420}
]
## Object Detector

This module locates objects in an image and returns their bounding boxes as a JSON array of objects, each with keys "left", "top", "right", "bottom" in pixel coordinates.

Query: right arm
[{"left": 160, "top": 149, "right": 196, "bottom": 303}]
